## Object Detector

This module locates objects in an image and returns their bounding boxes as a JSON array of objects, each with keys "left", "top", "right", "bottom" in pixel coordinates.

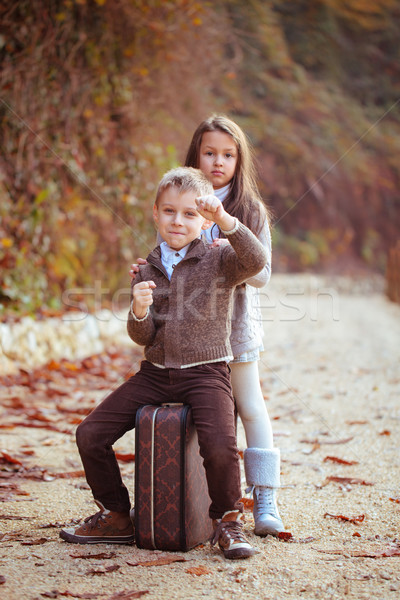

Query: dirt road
[{"left": 1, "top": 275, "right": 399, "bottom": 600}]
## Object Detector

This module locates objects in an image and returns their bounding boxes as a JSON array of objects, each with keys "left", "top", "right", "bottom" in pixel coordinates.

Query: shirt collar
[{"left": 160, "top": 241, "right": 190, "bottom": 262}]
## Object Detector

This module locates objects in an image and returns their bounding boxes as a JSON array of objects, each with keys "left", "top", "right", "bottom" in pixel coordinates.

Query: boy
[{"left": 60, "top": 167, "right": 268, "bottom": 559}]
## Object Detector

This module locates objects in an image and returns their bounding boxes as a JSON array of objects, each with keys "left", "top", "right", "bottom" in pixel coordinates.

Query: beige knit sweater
[{"left": 127, "top": 222, "right": 268, "bottom": 368}]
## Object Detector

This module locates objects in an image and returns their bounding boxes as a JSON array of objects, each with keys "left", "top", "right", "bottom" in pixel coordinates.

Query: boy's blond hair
[{"left": 155, "top": 166, "right": 213, "bottom": 206}]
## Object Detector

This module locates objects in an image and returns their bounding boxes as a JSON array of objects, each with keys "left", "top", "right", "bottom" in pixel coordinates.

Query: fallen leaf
[
  {"left": 379, "top": 430, "right": 391, "bottom": 436},
  {"left": 353, "top": 532, "right": 361, "bottom": 537},
  {"left": 389, "top": 497, "right": 400, "bottom": 504},
  {"left": 278, "top": 531, "right": 293, "bottom": 541},
  {"left": 58, "top": 591, "right": 102, "bottom": 598},
  {"left": 126, "top": 556, "right": 187, "bottom": 567},
  {"left": 323, "top": 456, "right": 359, "bottom": 465},
  {"left": 0, "top": 450, "right": 23, "bottom": 465},
  {"left": 87, "top": 564, "right": 120, "bottom": 575},
  {"left": 301, "top": 437, "right": 353, "bottom": 445},
  {"left": 0, "top": 514, "right": 34, "bottom": 521},
  {"left": 325, "top": 476, "right": 374, "bottom": 486},
  {"left": 313, "top": 545, "right": 400, "bottom": 558},
  {"left": 240, "top": 497, "right": 254, "bottom": 511},
  {"left": 50, "top": 470, "right": 85, "bottom": 479},
  {"left": 70, "top": 552, "right": 116, "bottom": 559},
  {"left": 324, "top": 513, "right": 365, "bottom": 524},
  {"left": 185, "top": 566, "right": 212, "bottom": 576},
  {"left": 105, "top": 591, "right": 149, "bottom": 600},
  {"left": 115, "top": 453, "right": 135, "bottom": 463},
  {"left": 21, "top": 537, "right": 49, "bottom": 545},
  {"left": 302, "top": 443, "right": 320, "bottom": 454}
]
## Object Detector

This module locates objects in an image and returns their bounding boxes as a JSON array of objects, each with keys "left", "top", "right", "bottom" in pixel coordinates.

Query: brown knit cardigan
[{"left": 127, "top": 222, "right": 268, "bottom": 368}]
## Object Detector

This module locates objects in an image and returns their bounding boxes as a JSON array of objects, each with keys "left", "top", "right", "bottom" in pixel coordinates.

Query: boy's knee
[
  {"left": 76, "top": 420, "right": 99, "bottom": 453},
  {"left": 202, "top": 437, "right": 237, "bottom": 465}
]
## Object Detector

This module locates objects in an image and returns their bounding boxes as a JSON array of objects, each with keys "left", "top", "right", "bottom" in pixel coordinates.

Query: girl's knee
[{"left": 237, "top": 401, "right": 268, "bottom": 424}]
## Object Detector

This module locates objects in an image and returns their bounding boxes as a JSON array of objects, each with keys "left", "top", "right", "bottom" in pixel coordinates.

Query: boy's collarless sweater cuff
[
  {"left": 220, "top": 217, "right": 239, "bottom": 236},
  {"left": 129, "top": 301, "right": 149, "bottom": 322}
]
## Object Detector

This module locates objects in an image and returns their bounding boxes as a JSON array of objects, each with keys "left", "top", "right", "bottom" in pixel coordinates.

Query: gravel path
[{"left": 1, "top": 275, "right": 399, "bottom": 600}]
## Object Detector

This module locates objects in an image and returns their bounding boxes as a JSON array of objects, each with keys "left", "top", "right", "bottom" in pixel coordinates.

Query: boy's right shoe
[
  {"left": 60, "top": 501, "right": 134, "bottom": 544},
  {"left": 211, "top": 510, "right": 257, "bottom": 559}
]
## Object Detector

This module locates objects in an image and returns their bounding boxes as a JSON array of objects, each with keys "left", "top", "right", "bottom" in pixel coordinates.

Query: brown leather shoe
[
  {"left": 211, "top": 510, "right": 257, "bottom": 559},
  {"left": 60, "top": 501, "right": 134, "bottom": 544}
]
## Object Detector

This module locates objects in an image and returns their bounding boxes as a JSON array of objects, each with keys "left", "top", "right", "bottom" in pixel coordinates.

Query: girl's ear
[
  {"left": 152, "top": 204, "right": 159, "bottom": 224},
  {"left": 201, "top": 219, "right": 212, "bottom": 230}
]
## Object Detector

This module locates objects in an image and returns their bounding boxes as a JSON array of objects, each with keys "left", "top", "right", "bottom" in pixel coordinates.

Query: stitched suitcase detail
[{"left": 135, "top": 405, "right": 212, "bottom": 550}]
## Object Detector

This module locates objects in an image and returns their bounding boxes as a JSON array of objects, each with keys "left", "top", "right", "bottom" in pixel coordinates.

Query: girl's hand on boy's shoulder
[
  {"left": 208, "top": 238, "right": 230, "bottom": 248},
  {"left": 129, "top": 258, "right": 147, "bottom": 280}
]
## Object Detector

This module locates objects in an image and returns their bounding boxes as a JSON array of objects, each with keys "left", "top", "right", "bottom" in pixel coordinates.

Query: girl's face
[{"left": 198, "top": 130, "right": 238, "bottom": 189}]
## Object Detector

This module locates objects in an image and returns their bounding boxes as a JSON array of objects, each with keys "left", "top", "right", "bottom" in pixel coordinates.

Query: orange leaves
[
  {"left": 323, "top": 456, "right": 359, "bottom": 465},
  {"left": 185, "top": 566, "right": 212, "bottom": 576},
  {"left": 278, "top": 531, "right": 293, "bottom": 541},
  {"left": 325, "top": 476, "right": 374, "bottom": 487},
  {"left": 70, "top": 552, "right": 116, "bottom": 560},
  {"left": 0, "top": 450, "right": 23, "bottom": 466},
  {"left": 300, "top": 436, "right": 354, "bottom": 445},
  {"left": 126, "top": 556, "right": 187, "bottom": 568},
  {"left": 86, "top": 564, "right": 120, "bottom": 575},
  {"left": 0, "top": 349, "right": 141, "bottom": 496},
  {"left": 115, "top": 452, "right": 135, "bottom": 463},
  {"left": 324, "top": 513, "right": 365, "bottom": 524},
  {"left": 240, "top": 497, "right": 254, "bottom": 511},
  {"left": 314, "top": 544, "right": 400, "bottom": 559}
]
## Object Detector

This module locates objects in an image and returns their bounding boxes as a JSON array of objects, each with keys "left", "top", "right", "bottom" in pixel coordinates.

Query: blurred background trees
[{"left": 1, "top": 0, "right": 399, "bottom": 314}]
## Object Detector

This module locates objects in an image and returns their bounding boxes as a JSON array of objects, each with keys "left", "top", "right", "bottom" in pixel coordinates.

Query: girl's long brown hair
[{"left": 184, "top": 114, "right": 270, "bottom": 236}]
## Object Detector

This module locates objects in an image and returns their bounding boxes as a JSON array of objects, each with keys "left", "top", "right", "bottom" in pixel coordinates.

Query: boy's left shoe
[
  {"left": 60, "top": 501, "right": 134, "bottom": 544},
  {"left": 211, "top": 510, "right": 257, "bottom": 559}
]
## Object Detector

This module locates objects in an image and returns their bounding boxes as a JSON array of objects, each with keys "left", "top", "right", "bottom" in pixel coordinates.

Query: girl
[{"left": 131, "top": 115, "right": 284, "bottom": 536}]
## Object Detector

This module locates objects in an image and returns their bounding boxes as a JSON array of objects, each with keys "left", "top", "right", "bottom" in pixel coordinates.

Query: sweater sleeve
[
  {"left": 244, "top": 220, "right": 272, "bottom": 288},
  {"left": 220, "top": 221, "right": 268, "bottom": 287},
  {"left": 126, "top": 270, "right": 157, "bottom": 346}
]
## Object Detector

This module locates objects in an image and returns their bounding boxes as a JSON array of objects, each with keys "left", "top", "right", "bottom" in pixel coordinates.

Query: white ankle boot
[{"left": 244, "top": 448, "right": 285, "bottom": 536}]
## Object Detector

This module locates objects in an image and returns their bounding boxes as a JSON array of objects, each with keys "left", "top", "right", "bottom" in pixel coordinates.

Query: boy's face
[{"left": 153, "top": 187, "right": 212, "bottom": 250}]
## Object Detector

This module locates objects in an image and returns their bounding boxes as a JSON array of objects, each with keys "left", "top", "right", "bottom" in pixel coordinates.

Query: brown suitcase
[{"left": 134, "top": 404, "right": 213, "bottom": 551}]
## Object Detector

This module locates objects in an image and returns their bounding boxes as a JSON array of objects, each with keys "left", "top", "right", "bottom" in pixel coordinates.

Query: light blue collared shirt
[{"left": 160, "top": 241, "right": 190, "bottom": 280}]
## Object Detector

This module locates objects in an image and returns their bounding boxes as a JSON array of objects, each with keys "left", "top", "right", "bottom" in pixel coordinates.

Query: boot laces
[
  {"left": 246, "top": 485, "right": 277, "bottom": 516},
  {"left": 210, "top": 520, "right": 244, "bottom": 547},
  {"left": 83, "top": 509, "right": 108, "bottom": 531}
]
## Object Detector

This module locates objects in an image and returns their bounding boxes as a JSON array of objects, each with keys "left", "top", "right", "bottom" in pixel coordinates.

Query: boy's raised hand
[
  {"left": 195, "top": 195, "right": 223, "bottom": 221},
  {"left": 132, "top": 281, "right": 156, "bottom": 319},
  {"left": 196, "top": 195, "right": 235, "bottom": 232}
]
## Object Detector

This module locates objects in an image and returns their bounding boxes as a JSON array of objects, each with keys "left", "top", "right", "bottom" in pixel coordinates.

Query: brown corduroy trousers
[{"left": 76, "top": 360, "right": 242, "bottom": 519}]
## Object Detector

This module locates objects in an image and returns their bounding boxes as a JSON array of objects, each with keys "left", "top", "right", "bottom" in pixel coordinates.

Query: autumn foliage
[{"left": 1, "top": 0, "right": 399, "bottom": 314}]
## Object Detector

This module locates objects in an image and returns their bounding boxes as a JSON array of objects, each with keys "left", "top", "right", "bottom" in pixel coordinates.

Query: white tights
[{"left": 229, "top": 361, "right": 273, "bottom": 449}]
